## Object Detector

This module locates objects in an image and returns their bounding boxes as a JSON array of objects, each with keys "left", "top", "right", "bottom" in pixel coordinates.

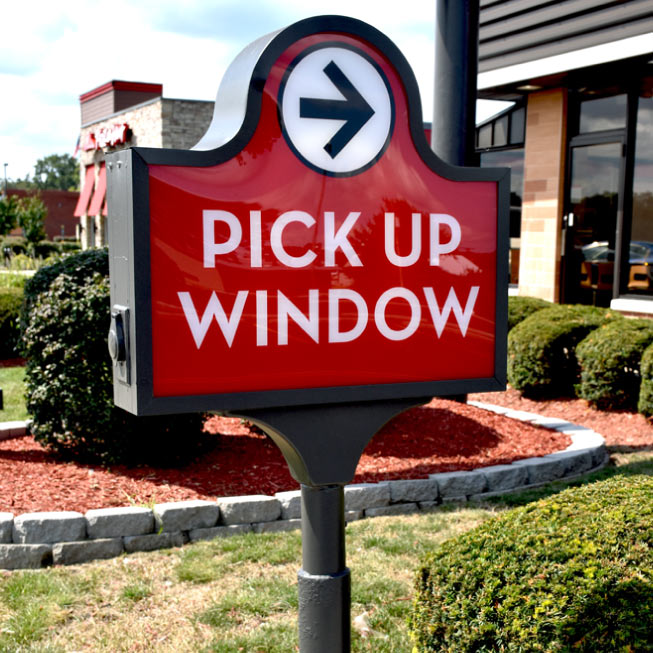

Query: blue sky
[{"left": 0, "top": 0, "right": 507, "bottom": 181}]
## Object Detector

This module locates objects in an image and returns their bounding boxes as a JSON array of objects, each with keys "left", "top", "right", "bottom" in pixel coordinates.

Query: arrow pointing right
[{"left": 299, "top": 61, "right": 375, "bottom": 159}]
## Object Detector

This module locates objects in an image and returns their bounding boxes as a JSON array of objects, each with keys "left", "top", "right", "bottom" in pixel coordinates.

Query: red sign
[
  {"left": 107, "top": 17, "right": 508, "bottom": 414},
  {"left": 83, "top": 123, "right": 130, "bottom": 151}
]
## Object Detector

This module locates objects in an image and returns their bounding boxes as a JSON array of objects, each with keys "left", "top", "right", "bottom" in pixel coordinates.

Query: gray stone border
[{"left": 0, "top": 402, "right": 608, "bottom": 569}]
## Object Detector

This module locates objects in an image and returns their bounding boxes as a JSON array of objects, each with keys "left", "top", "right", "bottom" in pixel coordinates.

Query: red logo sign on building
[{"left": 106, "top": 16, "right": 509, "bottom": 415}]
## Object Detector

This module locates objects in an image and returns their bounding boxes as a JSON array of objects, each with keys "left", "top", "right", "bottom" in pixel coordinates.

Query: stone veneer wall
[
  {"left": 518, "top": 89, "right": 567, "bottom": 302},
  {"left": 161, "top": 99, "right": 214, "bottom": 150}
]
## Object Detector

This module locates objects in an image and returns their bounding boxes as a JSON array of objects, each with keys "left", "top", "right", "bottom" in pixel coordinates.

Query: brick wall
[
  {"left": 518, "top": 89, "right": 567, "bottom": 301},
  {"left": 7, "top": 189, "right": 78, "bottom": 240}
]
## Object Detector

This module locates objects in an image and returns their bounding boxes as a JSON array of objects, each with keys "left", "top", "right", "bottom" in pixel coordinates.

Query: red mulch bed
[
  {"left": 0, "top": 396, "right": 573, "bottom": 515},
  {"left": 470, "top": 388, "right": 653, "bottom": 450}
]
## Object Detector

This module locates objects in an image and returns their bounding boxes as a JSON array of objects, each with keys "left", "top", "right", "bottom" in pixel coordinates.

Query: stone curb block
[
  {"left": 345, "top": 510, "right": 364, "bottom": 523},
  {"left": 0, "top": 421, "right": 29, "bottom": 441},
  {"left": 85, "top": 507, "right": 154, "bottom": 539},
  {"left": 511, "top": 456, "right": 569, "bottom": 484},
  {"left": 53, "top": 538, "right": 123, "bottom": 566},
  {"left": 188, "top": 524, "right": 251, "bottom": 543},
  {"left": 13, "top": 512, "right": 86, "bottom": 544},
  {"left": 0, "top": 543, "right": 52, "bottom": 569},
  {"left": 0, "top": 513, "right": 13, "bottom": 543},
  {"left": 0, "top": 402, "right": 610, "bottom": 568},
  {"left": 253, "top": 519, "right": 302, "bottom": 534},
  {"left": 544, "top": 449, "right": 594, "bottom": 475},
  {"left": 387, "top": 478, "right": 439, "bottom": 504},
  {"left": 217, "top": 495, "right": 281, "bottom": 525},
  {"left": 123, "top": 531, "right": 185, "bottom": 554},
  {"left": 428, "top": 470, "right": 487, "bottom": 497},
  {"left": 154, "top": 500, "right": 220, "bottom": 533},
  {"left": 365, "top": 503, "right": 419, "bottom": 518},
  {"left": 344, "top": 483, "right": 390, "bottom": 511},
  {"left": 480, "top": 463, "right": 530, "bottom": 492},
  {"left": 275, "top": 490, "right": 302, "bottom": 519}
]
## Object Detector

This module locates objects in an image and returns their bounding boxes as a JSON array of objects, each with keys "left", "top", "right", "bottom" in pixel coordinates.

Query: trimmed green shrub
[
  {"left": 507, "top": 295, "right": 552, "bottom": 332},
  {"left": 33, "top": 241, "right": 61, "bottom": 260},
  {"left": 507, "top": 304, "right": 620, "bottom": 398},
  {"left": 638, "top": 342, "right": 653, "bottom": 417},
  {"left": 0, "top": 287, "right": 23, "bottom": 358},
  {"left": 410, "top": 474, "right": 653, "bottom": 652},
  {"left": 576, "top": 318, "right": 653, "bottom": 411},
  {"left": 20, "top": 247, "right": 109, "bottom": 341},
  {"left": 22, "top": 250, "right": 209, "bottom": 465}
]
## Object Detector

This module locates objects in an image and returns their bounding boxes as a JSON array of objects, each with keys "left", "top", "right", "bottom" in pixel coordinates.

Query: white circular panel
[{"left": 279, "top": 44, "right": 394, "bottom": 176}]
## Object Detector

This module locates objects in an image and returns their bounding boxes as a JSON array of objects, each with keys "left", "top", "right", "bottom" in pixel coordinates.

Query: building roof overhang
[{"left": 478, "top": 33, "right": 653, "bottom": 101}]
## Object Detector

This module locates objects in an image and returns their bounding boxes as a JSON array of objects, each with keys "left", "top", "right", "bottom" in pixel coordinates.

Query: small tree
[
  {"left": 16, "top": 194, "right": 47, "bottom": 253},
  {"left": 0, "top": 194, "right": 19, "bottom": 236}
]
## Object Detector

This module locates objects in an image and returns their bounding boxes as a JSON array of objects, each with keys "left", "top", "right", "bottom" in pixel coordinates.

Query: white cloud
[{"left": 0, "top": 1, "right": 442, "bottom": 179}]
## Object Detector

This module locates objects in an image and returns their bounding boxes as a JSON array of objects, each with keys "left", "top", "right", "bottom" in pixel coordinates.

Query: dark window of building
[
  {"left": 626, "top": 92, "right": 653, "bottom": 295},
  {"left": 477, "top": 103, "right": 525, "bottom": 286},
  {"left": 579, "top": 93, "right": 627, "bottom": 133},
  {"left": 477, "top": 123, "right": 492, "bottom": 149},
  {"left": 493, "top": 114, "right": 509, "bottom": 147},
  {"left": 509, "top": 107, "right": 525, "bottom": 144},
  {"left": 481, "top": 149, "right": 524, "bottom": 241}
]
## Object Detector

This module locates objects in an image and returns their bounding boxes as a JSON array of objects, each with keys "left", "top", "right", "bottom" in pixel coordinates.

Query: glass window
[
  {"left": 477, "top": 123, "right": 492, "bottom": 149},
  {"left": 493, "top": 114, "right": 508, "bottom": 147},
  {"left": 579, "top": 94, "right": 627, "bottom": 133},
  {"left": 481, "top": 149, "right": 524, "bottom": 284},
  {"left": 627, "top": 92, "right": 653, "bottom": 294},
  {"left": 510, "top": 107, "right": 525, "bottom": 144}
]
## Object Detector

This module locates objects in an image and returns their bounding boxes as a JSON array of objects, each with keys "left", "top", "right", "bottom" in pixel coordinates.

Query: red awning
[
  {"left": 87, "top": 164, "right": 106, "bottom": 216},
  {"left": 74, "top": 166, "right": 96, "bottom": 217}
]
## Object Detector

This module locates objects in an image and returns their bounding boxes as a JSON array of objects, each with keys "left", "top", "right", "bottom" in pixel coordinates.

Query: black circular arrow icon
[{"left": 299, "top": 61, "right": 375, "bottom": 158}]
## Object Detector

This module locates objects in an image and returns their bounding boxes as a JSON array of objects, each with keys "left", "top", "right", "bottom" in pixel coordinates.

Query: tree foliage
[
  {"left": 16, "top": 195, "right": 47, "bottom": 252},
  {"left": 33, "top": 153, "right": 79, "bottom": 191},
  {"left": 0, "top": 194, "right": 19, "bottom": 235}
]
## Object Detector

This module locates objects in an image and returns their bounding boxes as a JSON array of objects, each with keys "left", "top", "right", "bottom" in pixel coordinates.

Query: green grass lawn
[
  {"left": 0, "top": 452, "right": 649, "bottom": 652},
  {"left": 0, "top": 365, "right": 27, "bottom": 422}
]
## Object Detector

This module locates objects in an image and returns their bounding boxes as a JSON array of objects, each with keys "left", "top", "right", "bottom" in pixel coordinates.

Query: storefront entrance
[{"left": 561, "top": 137, "right": 624, "bottom": 306}]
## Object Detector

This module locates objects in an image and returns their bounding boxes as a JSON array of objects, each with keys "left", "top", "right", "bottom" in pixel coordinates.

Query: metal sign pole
[
  {"left": 235, "top": 398, "right": 428, "bottom": 652},
  {"left": 298, "top": 484, "right": 349, "bottom": 650}
]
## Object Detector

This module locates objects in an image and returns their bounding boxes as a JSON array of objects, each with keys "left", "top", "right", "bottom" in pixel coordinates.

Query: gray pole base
[{"left": 298, "top": 567, "right": 351, "bottom": 652}]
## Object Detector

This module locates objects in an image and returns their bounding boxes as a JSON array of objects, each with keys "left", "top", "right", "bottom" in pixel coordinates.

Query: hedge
[
  {"left": 410, "top": 474, "right": 653, "bottom": 652},
  {"left": 507, "top": 296, "right": 552, "bottom": 332},
  {"left": 638, "top": 342, "right": 653, "bottom": 417},
  {"left": 22, "top": 249, "right": 209, "bottom": 465},
  {"left": 507, "top": 304, "right": 620, "bottom": 398},
  {"left": 0, "top": 287, "right": 23, "bottom": 358},
  {"left": 576, "top": 318, "right": 653, "bottom": 411}
]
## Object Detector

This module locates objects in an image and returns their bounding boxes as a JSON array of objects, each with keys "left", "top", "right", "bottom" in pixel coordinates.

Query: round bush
[
  {"left": 0, "top": 287, "right": 23, "bottom": 358},
  {"left": 410, "top": 474, "right": 653, "bottom": 652},
  {"left": 507, "top": 305, "right": 620, "bottom": 398},
  {"left": 576, "top": 318, "right": 653, "bottom": 411},
  {"left": 507, "top": 296, "right": 552, "bottom": 332},
  {"left": 22, "top": 252, "right": 209, "bottom": 465}
]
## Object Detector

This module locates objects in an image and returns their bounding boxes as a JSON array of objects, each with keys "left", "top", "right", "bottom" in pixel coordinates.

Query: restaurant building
[
  {"left": 476, "top": 0, "right": 653, "bottom": 314},
  {"left": 74, "top": 80, "right": 212, "bottom": 249},
  {"left": 76, "top": 4, "right": 652, "bottom": 316}
]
